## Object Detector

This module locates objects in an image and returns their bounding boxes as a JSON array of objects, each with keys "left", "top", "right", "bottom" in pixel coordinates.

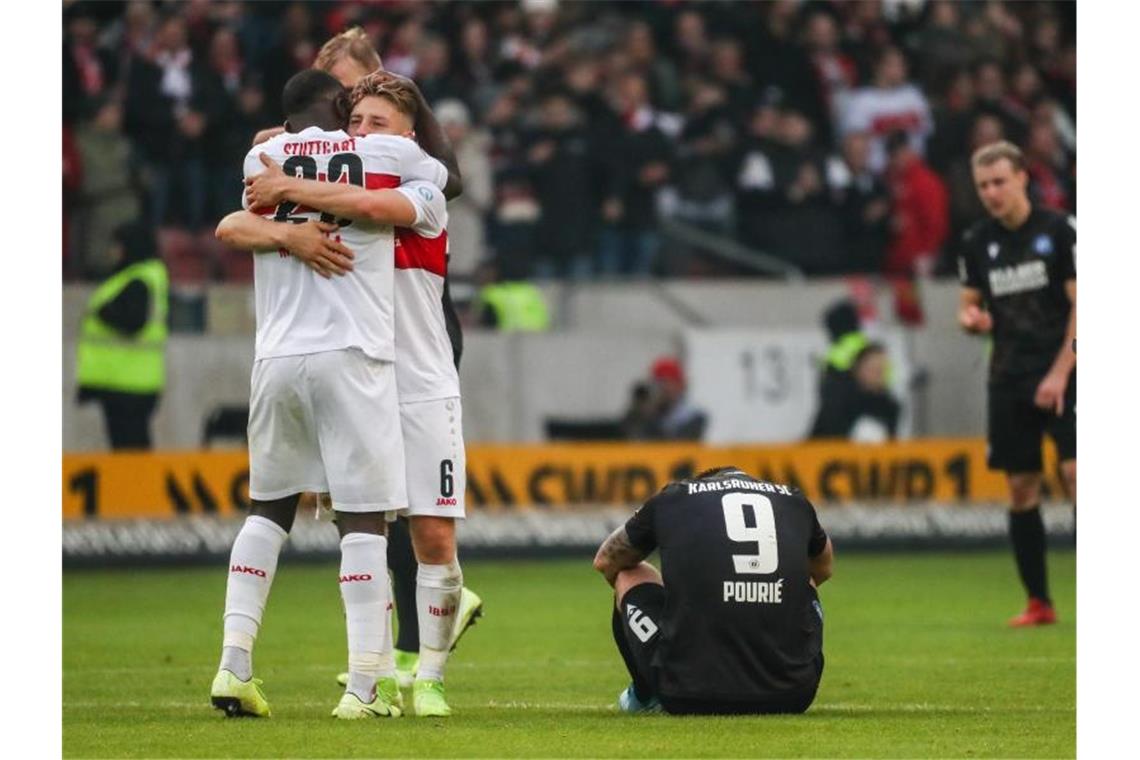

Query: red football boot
[{"left": 1008, "top": 598, "right": 1057, "bottom": 627}]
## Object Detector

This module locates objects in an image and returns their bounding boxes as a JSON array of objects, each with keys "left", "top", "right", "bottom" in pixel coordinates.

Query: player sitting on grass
[
  {"left": 594, "top": 466, "right": 833, "bottom": 715},
  {"left": 221, "top": 73, "right": 477, "bottom": 718}
]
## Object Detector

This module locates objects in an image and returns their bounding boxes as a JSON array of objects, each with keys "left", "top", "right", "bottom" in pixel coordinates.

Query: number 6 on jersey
[{"left": 721, "top": 493, "right": 779, "bottom": 574}]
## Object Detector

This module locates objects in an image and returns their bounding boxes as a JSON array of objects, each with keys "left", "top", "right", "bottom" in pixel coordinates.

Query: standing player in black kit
[
  {"left": 593, "top": 467, "right": 834, "bottom": 715},
  {"left": 958, "top": 141, "right": 1076, "bottom": 627}
]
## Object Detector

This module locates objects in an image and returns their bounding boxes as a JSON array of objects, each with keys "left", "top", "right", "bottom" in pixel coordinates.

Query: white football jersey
[
  {"left": 392, "top": 180, "right": 459, "bottom": 402},
  {"left": 244, "top": 127, "right": 447, "bottom": 362},
  {"left": 836, "top": 83, "right": 933, "bottom": 173}
]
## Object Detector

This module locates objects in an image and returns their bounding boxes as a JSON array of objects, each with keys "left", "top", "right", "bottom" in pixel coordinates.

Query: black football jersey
[
  {"left": 959, "top": 207, "right": 1075, "bottom": 385},
  {"left": 623, "top": 469, "right": 828, "bottom": 704}
]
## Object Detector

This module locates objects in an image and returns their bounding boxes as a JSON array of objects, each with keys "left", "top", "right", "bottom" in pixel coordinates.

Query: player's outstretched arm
[
  {"left": 216, "top": 211, "right": 355, "bottom": 278},
  {"left": 957, "top": 287, "right": 993, "bottom": 334},
  {"left": 808, "top": 538, "right": 834, "bottom": 587},
  {"left": 245, "top": 154, "right": 419, "bottom": 227},
  {"left": 593, "top": 527, "right": 648, "bottom": 587}
]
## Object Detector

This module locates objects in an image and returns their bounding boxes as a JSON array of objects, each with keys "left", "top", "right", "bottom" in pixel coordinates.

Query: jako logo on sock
[
  {"left": 428, "top": 605, "right": 456, "bottom": 617},
  {"left": 338, "top": 573, "right": 374, "bottom": 583},
  {"left": 230, "top": 565, "right": 267, "bottom": 577}
]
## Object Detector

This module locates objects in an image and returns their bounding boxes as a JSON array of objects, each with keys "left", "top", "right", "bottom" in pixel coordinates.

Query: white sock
[
  {"left": 219, "top": 515, "right": 287, "bottom": 679},
  {"left": 339, "top": 532, "right": 389, "bottom": 701},
  {"left": 416, "top": 559, "right": 463, "bottom": 682},
  {"left": 380, "top": 575, "right": 396, "bottom": 678}
]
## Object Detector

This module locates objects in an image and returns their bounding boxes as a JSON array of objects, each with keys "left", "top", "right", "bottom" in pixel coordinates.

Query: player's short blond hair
[
  {"left": 314, "top": 27, "right": 382, "bottom": 74},
  {"left": 971, "top": 140, "right": 1026, "bottom": 173},
  {"left": 350, "top": 73, "right": 419, "bottom": 122}
]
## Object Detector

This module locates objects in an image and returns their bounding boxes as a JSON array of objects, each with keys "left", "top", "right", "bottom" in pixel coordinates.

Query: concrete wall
[{"left": 63, "top": 279, "right": 988, "bottom": 451}]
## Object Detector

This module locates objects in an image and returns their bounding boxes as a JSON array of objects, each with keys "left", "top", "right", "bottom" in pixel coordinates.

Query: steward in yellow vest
[
  {"left": 76, "top": 222, "right": 168, "bottom": 449},
  {"left": 477, "top": 281, "right": 551, "bottom": 332}
]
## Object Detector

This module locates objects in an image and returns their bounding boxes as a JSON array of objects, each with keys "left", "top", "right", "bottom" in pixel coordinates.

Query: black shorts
[
  {"left": 617, "top": 583, "right": 823, "bottom": 716},
  {"left": 988, "top": 374, "right": 1076, "bottom": 473}
]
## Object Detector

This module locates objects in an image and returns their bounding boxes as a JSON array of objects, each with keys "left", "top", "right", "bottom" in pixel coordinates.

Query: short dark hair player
[
  {"left": 958, "top": 140, "right": 1076, "bottom": 627},
  {"left": 593, "top": 467, "right": 834, "bottom": 715}
]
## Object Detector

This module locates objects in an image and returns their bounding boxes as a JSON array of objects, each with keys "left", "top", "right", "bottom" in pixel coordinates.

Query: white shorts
[
  {"left": 398, "top": 396, "right": 466, "bottom": 519},
  {"left": 248, "top": 349, "right": 406, "bottom": 513}
]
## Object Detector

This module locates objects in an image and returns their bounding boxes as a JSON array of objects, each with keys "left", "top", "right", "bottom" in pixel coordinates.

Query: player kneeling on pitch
[{"left": 594, "top": 466, "right": 833, "bottom": 715}]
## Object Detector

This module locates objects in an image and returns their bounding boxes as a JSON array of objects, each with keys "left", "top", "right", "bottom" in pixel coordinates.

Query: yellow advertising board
[{"left": 62, "top": 439, "right": 1063, "bottom": 520}]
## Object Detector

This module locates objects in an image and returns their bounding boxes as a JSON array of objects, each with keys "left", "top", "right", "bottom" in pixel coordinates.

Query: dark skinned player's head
[{"left": 281, "top": 69, "right": 351, "bottom": 133}]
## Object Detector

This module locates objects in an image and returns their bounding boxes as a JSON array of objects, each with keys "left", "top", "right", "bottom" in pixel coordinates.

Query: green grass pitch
[{"left": 63, "top": 551, "right": 1075, "bottom": 758}]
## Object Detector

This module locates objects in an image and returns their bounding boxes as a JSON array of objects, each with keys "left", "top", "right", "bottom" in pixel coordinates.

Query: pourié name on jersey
[
  {"left": 724, "top": 579, "right": 784, "bottom": 604},
  {"left": 687, "top": 478, "right": 793, "bottom": 496},
  {"left": 283, "top": 137, "right": 357, "bottom": 156}
]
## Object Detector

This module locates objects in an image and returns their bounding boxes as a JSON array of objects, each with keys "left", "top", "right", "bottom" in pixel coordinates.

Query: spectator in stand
[
  {"left": 260, "top": 2, "right": 319, "bottom": 122},
  {"left": 802, "top": 11, "right": 856, "bottom": 128},
  {"left": 708, "top": 38, "right": 754, "bottom": 123},
  {"left": 644, "top": 357, "right": 707, "bottom": 441},
  {"left": 384, "top": 17, "right": 423, "bottom": 79},
  {"left": 202, "top": 27, "right": 269, "bottom": 224},
  {"left": 946, "top": 114, "right": 1004, "bottom": 251},
  {"left": 435, "top": 99, "right": 493, "bottom": 279},
  {"left": 926, "top": 68, "right": 976, "bottom": 174},
  {"left": 527, "top": 93, "right": 598, "bottom": 279},
  {"left": 598, "top": 72, "right": 675, "bottom": 278},
  {"left": 123, "top": 12, "right": 216, "bottom": 230},
  {"left": 626, "top": 20, "right": 681, "bottom": 112},
  {"left": 414, "top": 34, "right": 465, "bottom": 106},
  {"left": 485, "top": 88, "right": 538, "bottom": 280},
  {"left": 837, "top": 46, "right": 934, "bottom": 175},
  {"left": 884, "top": 131, "right": 949, "bottom": 323},
  {"left": 1025, "top": 121, "right": 1073, "bottom": 213},
  {"left": 63, "top": 6, "right": 116, "bottom": 125},
  {"left": 750, "top": 0, "right": 827, "bottom": 143},
  {"left": 880, "top": 128, "right": 953, "bottom": 321},
  {"left": 733, "top": 99, "right": 783, "bottom": 256},
  {"left": 972, "top": 59, "right": 1027, "bottom": 145},
  {"left": 671, "top": 80, "right": 737, "bottom": 241},
  {"left": 765, "top": 109, "right": 844, "bottom": 275},
  {"left": 671, "top": 10, "right": 711, "bottom": 80},
  {"left": 828, "top": 132, "right": 890, "bottom": 274},
  {"left": 75, "top": 99, "right": 142, "bottom": 279},
  {"left": 452, "top": 17, "right": 497, "bottom": 110},
  {"left": 908, "top": 1, "right": 972, "bottom": 92}
]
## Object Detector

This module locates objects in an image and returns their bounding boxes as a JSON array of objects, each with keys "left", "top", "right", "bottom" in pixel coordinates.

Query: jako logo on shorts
[{"left": 338, "top": 573, "right": 374, "bottom": 583}]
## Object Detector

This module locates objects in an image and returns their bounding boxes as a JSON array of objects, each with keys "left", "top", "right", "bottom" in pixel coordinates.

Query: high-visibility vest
[
  {"left": 479, "top": 282, "right": 551, "bottom": 332},
  {"left": 76, "top": 259, "right": 169, "bottom": 394},
  {"left": 824, "top": 331, "right": 869, "bottom": 372}
]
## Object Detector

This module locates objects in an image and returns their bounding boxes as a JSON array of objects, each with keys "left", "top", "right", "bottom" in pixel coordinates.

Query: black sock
[
  {"left": 387, "top": 517, "right": 420, "bottom": 652},
  {"left": 611, "top": 607, "right": 654, "bottom": 702},
  {"left": 1009, "top": 506, "right": 1051, "bottom": 605}
]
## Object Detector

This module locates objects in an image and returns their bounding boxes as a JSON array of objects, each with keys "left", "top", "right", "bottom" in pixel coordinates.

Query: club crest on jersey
[
  {"left": 417, "top": 186, "right": 434, "bottom": 201},
  {"left": 1034, "top": 234, "right": 1053, "bottom": 256},
  {"left": 987, "top": 242, "right": 1000, "bottom": 259}
]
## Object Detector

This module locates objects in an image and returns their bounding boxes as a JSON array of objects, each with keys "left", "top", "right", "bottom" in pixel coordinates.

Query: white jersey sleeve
[
  {"left": 395, "top": 181, "right": 447, "bottom": 238},
  {"left": 355, "top": 134, "right": 448, "bottom": 189}
]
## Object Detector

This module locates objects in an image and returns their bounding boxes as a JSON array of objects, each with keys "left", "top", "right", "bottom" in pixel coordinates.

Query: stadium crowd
[{"left": 63, "top": 0, "right": 1075, "bottom": 284}]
